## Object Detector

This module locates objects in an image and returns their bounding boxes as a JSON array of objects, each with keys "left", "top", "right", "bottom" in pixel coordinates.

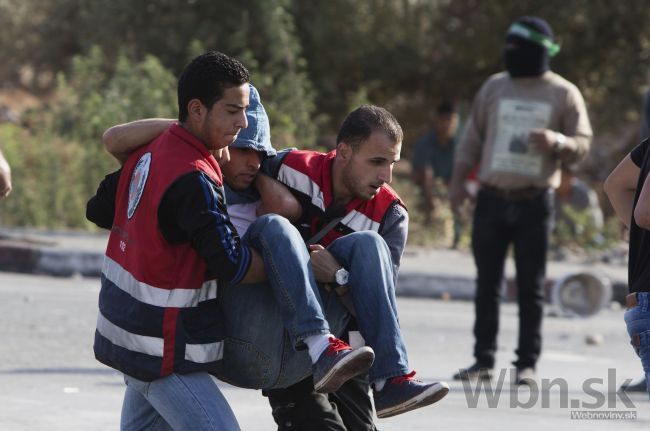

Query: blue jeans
[
  {"left": 217, "top": 215, "right": 335, "bottom": 389},
  {"left": 218, "top": 226, "right": 410, "bottom": 388},
  {"left": 324, "top": 231, "right": 410, "bottom": 382},
  {"left": 624, "top": 292, "right": 650, "bottom": 399},
  {"left": 121, "top": 373, "right": 239, "bottom": 431},
  {"left": 120, "top": 215, "right": 331, "bottom": 428}
]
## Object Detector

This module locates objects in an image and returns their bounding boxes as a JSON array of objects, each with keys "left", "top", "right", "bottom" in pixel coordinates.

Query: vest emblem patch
[{"left": 127, "top": 152, "right": 151, "bottom": 219}]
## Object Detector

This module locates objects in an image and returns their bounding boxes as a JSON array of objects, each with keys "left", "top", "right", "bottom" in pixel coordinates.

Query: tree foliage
[
  {"left": 1, "top": 0, "right": 650, "bottom": 228},
  {"left": 0, "top": 49, "right": 177, "bottom": 228}
]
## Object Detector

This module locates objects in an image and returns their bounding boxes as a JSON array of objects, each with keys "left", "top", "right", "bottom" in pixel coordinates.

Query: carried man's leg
[
  {"left": 216, "top": 214, "right": 373, "bottom": 393},
  {"left": 324, "top": 231, "right": 449, "bottom": 418}
]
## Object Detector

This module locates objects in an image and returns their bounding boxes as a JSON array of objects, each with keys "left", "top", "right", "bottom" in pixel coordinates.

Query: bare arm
[
  {"left": 634, "top": 166, "right": 650, "bottom": 230},
  {"left": 448, "top": 161, "right": 473, "bottom": 213},
  {"left": 604, "top": 154, "right": 639, "bottom": 228},
  {"left": 254, "top": 173, "right": 302, "bottom": 222},
  {"left": 412, "top": 167, "right": 434, "bottom": 213},
  {"left": 103, "top": 118, "right": 175, "bottom": 164},
  {"left": 0, "top": 148, "right": 11, "bottom": 199}
]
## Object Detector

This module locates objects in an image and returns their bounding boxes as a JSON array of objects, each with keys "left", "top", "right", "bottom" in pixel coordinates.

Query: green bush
[
  {"left": 0, "top": 47, "right": 177, "bottom": 228},
  {"left": 0, "top": 124, "right": 88, "bottom": 227}
]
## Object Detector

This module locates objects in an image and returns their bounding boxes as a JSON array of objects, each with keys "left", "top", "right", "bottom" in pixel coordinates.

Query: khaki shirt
[{"left": 455, "top": 71, "right": 592, "bottom": 190}]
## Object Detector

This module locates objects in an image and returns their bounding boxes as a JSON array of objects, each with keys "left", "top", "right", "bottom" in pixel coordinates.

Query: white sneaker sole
[
  {"left": 314, "top": 347, "right": 375, "bottom": 394},
  {"left": 376, "top": 381, "right": 450, "bottom": 419}
]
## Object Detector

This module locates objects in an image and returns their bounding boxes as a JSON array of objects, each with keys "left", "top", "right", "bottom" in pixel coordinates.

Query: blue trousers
[
  {"left": 218, "top": 216, "right": 410, "bottom": 388},
  {"left": 121, "top": 373, "right": 239, "bottom": 431},
  {"left": 624, "top": 291, "right": 650, "bottom": 399}
]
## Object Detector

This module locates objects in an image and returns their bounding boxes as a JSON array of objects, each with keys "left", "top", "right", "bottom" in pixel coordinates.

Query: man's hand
[
  {"left": 0, "top": 150, "right": 11, "bottom": 199},
  {"left": 448, "top": 179, "right": 468, "bottom": 214},
  {"left": 0, "top": 177, "right": 11, "bottom": 199},
  {"left": 528, "top": 128, "right": 558, "bottom": 154},
  {"left": 309, "top": 244, "right": 341, "bottom": 283}
]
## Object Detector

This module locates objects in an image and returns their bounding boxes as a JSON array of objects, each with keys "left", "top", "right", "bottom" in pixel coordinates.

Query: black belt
[{"left": 480, "top": 184, "right": 548, "bottom": 201}]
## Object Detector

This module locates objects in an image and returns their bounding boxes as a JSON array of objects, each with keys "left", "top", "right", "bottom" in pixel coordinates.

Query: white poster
[{"left": 490, "top": 99, "right": 551, "bottom": 177}]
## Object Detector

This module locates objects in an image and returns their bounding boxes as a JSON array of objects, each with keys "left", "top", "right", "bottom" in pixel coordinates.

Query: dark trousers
[
  {"left": 264, "top": 374, "right": 376, "bottom": 431},
  {"left": 471, "top": 188, "right": 554, "bottom": 369},
  {"left": 264, "top": 320, "right": 377, "bottom": 431}
]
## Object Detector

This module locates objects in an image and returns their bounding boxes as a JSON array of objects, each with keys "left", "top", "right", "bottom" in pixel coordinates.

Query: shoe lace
[
  {"left": 325, "top": 337, "right": 351, "bottom": 356},
  {"left": 392, "top": 370, "right": 418, "bottom": 384}
]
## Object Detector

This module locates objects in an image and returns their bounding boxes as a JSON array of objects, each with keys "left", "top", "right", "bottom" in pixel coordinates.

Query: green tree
[{"left": 0, "top": 48, "right": 177, "bottom": 228}]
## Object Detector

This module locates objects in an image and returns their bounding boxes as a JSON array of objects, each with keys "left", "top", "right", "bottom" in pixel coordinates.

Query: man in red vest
[
  {"left": 86, "top": 52, "right": 374, "bottom": 430},
  {"left": 262, "top": 106, "right": 451, "bottom": 429},
  {"left": 99, "top": 101, "right": 450, "bottom": 427}
]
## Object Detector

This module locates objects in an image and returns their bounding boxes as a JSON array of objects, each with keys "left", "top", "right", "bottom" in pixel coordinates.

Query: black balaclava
[{"left": 504, "top": 16, "right": 557, "bottom": 78}]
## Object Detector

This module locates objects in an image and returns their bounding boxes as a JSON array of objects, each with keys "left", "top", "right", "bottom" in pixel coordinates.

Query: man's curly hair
[{"left": 177, "top": 51, "right": 250, "bottom": 122}]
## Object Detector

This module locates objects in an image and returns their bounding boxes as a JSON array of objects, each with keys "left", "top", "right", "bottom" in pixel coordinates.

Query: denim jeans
[
  {"left": 216, "top": 214, "right": 336, "bottom": 389},
  {"left": 624, "top": 292, "right": 650, "bottom": 399},
  {"left": 218, "top": 224, "right": 410, "bottom": 389},
  {"left": 471, "top": 188, "right": 553, "bottom": 369},
  {"left": 121, "top": 373, "right": 239, "bottom": 431},
  {"left": 324, "top": 231, "right": 410, "bottom": 382}
]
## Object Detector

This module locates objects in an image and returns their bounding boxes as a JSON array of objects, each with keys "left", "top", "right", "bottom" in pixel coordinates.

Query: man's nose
[
  {"left": 378, "top": 165, "right": 392, "bottom": 184},
  {"left": 236, "top": 111, "right": 248, "bottom": 129},
  {"left": 246, "top": 152, "right": 261, "bottom": 169}
]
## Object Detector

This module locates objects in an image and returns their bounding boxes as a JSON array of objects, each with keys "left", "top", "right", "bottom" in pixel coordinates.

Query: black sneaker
[{"left": 452, "top": 363, "right": 493, "bottom": 381}]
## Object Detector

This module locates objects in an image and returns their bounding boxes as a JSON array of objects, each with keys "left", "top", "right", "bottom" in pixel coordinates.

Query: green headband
[{"left": 507, "top": 23, "right": 561, "bottom": 57}]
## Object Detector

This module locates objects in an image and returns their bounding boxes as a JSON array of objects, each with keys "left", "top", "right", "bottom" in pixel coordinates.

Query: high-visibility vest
[
  {"left": 278, "top": 149, "right": 405, "bottom": 246},
  {"left": 95, "top": 124, "right": 226, "bottom": 381}
]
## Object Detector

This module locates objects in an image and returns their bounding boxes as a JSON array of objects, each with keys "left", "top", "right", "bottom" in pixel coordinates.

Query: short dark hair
[
  {"left": 436, "top": 101, "right": 456, "bottom": 116},
  {"left": 177, "top": 51, "right": 250, "bottom": 122},
  {"left": 336, "top": 105, "right": 403, "bottom": 151}
]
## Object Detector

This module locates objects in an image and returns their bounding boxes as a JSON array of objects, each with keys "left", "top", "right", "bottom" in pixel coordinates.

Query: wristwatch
[
  {"left": 553, "top": 132, "right": 566, "bottom": 152},
  {"left": 334, "top": 267, "right": 349, "bottom": 286}
]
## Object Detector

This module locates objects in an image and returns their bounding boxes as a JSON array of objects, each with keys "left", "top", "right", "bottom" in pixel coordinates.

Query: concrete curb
[
  {"left": 0, "top": 233, "right": 628, "bottom": 306},
  {"left": 0, "top": 239, "right": 103, "bottom": 277},
  {"left": 397, "top": 269, "right": 628, "bottom": 305}
]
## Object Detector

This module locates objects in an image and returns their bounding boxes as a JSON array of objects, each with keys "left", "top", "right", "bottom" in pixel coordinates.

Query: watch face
[{"left": 336, "top": 268, "right": 349, "bottom": 285}]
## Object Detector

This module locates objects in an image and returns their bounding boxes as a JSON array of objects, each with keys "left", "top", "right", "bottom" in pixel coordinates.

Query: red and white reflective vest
[
  {"left": 95, "top": 124, "right": 226, "bottom": 381},
  {"left": 277, "top": 150, "right": 405, "bottom": 246}
]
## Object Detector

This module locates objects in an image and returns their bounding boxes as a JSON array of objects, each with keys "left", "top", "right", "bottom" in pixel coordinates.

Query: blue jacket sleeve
[
  {"left": 378, "top": 203, "right": 409, "bottom": 285},
  {"left": 159, "top": 171, "right": 252, "bottom": 285}
]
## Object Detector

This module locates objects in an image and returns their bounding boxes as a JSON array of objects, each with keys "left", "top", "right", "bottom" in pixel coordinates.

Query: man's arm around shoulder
[{"left": 103, "top": 118, "right": 175, "bottom": 165}]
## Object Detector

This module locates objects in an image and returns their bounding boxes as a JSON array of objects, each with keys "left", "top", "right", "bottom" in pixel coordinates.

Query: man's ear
[
  {"left": 337, "top": 142, "right": 352, "bottom": 160},
  {"left": 187, "top": 99, "right": 205, "bottom": 122}
]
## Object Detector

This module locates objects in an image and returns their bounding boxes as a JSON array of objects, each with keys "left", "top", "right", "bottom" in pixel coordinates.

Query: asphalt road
[{"left": 0, "top": 272, "right": 647, "bottom": 430}]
